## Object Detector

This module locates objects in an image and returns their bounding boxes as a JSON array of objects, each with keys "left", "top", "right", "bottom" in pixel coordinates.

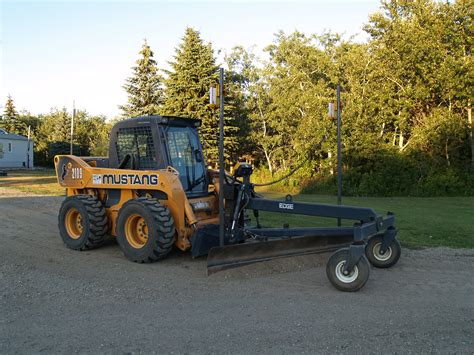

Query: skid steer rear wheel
[
  {"left": 326, "top": 248, "right": 370, "bottom": 292},
  {"left": 365, "top": 235, "right": 401, "bottom": 268},
  {"left": 116, "top": 198, "right": 175, "bottom": 263},
  {"left": 58, "top": 195, "right": 108, "bottom": 250}
]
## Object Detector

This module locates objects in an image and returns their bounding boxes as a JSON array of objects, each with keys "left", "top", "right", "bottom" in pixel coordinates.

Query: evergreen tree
[
  {"left": 120, "top": 40, "right": 164, "bottom": 117},
  {"left": 51, "top": 108, "right": 72, "bottom": 142},
  {"left": 163, "top": 27, "right": 238, "bottom": 162},
  {"left": 2, "top": 95, "right": 19, "bottom": 133}
]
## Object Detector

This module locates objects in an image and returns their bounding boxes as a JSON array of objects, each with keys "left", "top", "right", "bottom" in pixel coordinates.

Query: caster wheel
[
  {"left": 365, "top": 235, "right": 401, "bottom": 268},
  {"left": 326, "top": 248, "right": 370, "bottom": 292}
]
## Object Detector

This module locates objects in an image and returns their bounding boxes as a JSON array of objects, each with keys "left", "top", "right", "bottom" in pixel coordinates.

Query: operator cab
[{"left": 108, "top": 115, "right": 208, "bottom": 198}]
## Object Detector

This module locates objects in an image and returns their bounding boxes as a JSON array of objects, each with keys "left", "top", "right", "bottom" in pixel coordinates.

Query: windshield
[{"left": 165, "top": 126, "right": 207, "bottom": 195}]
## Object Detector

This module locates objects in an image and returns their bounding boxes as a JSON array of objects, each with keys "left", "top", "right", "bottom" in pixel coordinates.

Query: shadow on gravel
[{"left": 0, "top": 193, "right": 332, "bottom": 279}]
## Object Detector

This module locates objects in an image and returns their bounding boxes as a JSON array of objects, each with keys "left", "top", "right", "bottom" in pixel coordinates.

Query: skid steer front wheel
[
  {"left": 326, "top": 248, "right": 370, "bottom": 292},
  {"left": 58, "top": 195, "right": 108, "bottom": 250},
  {"left": 116, "top": 198, "right": 175, "bottom": 263}
]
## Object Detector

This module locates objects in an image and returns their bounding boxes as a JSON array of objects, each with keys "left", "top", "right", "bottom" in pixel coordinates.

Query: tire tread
[
  {"left": 59, "top": 194, "right": 108, "bottom": 250},
  {"left": 118, "top": 197, "right": 175, "bottom": 263}
]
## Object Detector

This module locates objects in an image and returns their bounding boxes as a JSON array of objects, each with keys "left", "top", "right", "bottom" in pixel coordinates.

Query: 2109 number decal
[{"left": 71, "top": 167, "right": 83, "bottom": 179}]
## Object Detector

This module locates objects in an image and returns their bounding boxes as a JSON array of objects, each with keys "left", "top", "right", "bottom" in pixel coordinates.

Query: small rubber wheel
[
  {"left": 116, "top": 198, "right": 175, "bottom": 263},
  {"left": 365, "top": 235, "right": 401, "bottom": 268},
  {"left": 326, "top": 248, "right": 370, "bottom": 292},
  {"left": 58, "top": 195, "right": 108, "bottom": 250}
]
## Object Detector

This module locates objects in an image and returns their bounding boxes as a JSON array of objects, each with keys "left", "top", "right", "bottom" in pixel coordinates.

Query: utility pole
[
  {"left": 70, "top": 100, "right": 75, "bottom": 155},
  {"left": 27, "top": 125, "right": 31, "bottom": 169}
]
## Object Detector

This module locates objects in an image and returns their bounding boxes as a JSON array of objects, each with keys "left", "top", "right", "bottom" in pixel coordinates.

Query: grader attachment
[{"left": 203, "top": 170, "right": 400, "bottom": 291}]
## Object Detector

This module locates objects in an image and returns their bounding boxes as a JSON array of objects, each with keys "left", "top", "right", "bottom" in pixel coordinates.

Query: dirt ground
[{"left": 0, "top": 188, "right": 473, "bottom": 353}]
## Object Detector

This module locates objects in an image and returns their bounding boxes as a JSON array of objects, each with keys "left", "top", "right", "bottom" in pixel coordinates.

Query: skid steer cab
[{"left": 55, "top": 115, "right": 401, "bottom": 292}]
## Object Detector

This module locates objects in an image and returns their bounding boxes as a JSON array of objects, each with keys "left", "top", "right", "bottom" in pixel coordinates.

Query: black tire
[
  {"left": 365, "top": 235, "right": 401, "bottom": 268},
  {"left": 116, "top": 198, "right": 175, "bottom": 263},
  {"left": 326, "top": 248, "right": 370, "bottom": 292},
  {"left": 58, "top": 195, "right": 108, "bottom": 250}
]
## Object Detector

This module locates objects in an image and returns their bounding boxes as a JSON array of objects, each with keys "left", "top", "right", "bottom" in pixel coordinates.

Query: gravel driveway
[{"left": 0, "top": 188, "right": 472, "bottom": 353}]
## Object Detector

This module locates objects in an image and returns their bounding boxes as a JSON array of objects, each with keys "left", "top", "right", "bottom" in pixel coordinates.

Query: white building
[{"left": 0, "top": 129, "right": 34, "bottom": 168}]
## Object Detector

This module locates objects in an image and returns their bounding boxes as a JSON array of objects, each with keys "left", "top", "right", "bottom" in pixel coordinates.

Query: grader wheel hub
[
  {"left": 65, "top": 208, "right": 83, "bottom": 239},
  {"left": 125, "top": 214, "right": 149, "bottom": 249}
]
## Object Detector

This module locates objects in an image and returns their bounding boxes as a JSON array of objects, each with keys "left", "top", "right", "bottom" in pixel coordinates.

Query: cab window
[
  {"left": 166, "top": 126, "right": 206, "bottom": 194},
  {"left": 116, "top": 126, "right": 157, "bottom": 169}
]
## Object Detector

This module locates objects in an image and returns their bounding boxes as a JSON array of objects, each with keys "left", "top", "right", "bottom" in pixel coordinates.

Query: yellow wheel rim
[
  {"left": 65, "top": 207, "right": 83, "bottom": 239},
  {"left": 124, "top": 214, "right": 149, "bottom": 249}
]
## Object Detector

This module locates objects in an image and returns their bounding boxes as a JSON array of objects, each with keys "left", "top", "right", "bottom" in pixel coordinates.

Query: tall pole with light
[
  {"left": 329, "top": 85, "right": 343, "bottom": 226},
  {"left": 209, "top": 68, "right": 226, "bottom": 247},
  {"left": 218, "top": 68, "right": 225, "bottom": 247},
  {"left": 336, "top": 85, "right": 342, "bottom": 226}
]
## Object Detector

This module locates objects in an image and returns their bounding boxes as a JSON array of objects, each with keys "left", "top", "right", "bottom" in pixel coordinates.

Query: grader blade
[{"left": 207, "top": 232, "right": 353, "bottom": 274}]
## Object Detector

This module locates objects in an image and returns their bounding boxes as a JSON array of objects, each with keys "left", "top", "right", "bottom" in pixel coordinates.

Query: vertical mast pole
[
  {"left": 337, "top": 84, "right": 342, "bottom": 226},
  {"left": 218, "top": 68, "right": 225, "bottom": 247}
]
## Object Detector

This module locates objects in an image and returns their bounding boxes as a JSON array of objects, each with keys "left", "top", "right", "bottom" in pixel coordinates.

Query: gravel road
[{"left": 0, "top": 188, "right": 473, "bottom": 353}]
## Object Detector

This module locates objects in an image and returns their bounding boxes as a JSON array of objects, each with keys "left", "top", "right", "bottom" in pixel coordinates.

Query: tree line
[
  {"left": 1, "top": 0, "right": 472, "bottom": 196},
  {"left": 1, "top": 96, "right": 111, "bottom": 166}
]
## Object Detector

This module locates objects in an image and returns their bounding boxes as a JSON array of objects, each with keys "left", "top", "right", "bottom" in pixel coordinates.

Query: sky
[{"left": 1, "top": 0, "right": 382, "bottom": 119}]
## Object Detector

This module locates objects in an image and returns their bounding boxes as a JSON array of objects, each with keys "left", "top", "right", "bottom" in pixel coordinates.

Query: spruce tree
[
  {"left": 120, "top": 40, "right": 164, "bottom": 117},
  {"left": 51, "top": 108, "right": 72, "bottom": 142},
  {"left": 163, "top": 27, "right": 238, "bottom": 162},
  {"left": 2, "top": 95, "right": 19, "bottom": 133}
]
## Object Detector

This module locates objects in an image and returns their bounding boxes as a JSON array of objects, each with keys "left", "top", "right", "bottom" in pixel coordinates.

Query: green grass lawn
[
  {"left": 255, "top": 191, "right": 474, "bottom": 249},
  {"left": 0, "top": 170, "right": 472, "bottom": 248},
  {"left": 0, "top": 169, "right": 64, "bottom": 195}
]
